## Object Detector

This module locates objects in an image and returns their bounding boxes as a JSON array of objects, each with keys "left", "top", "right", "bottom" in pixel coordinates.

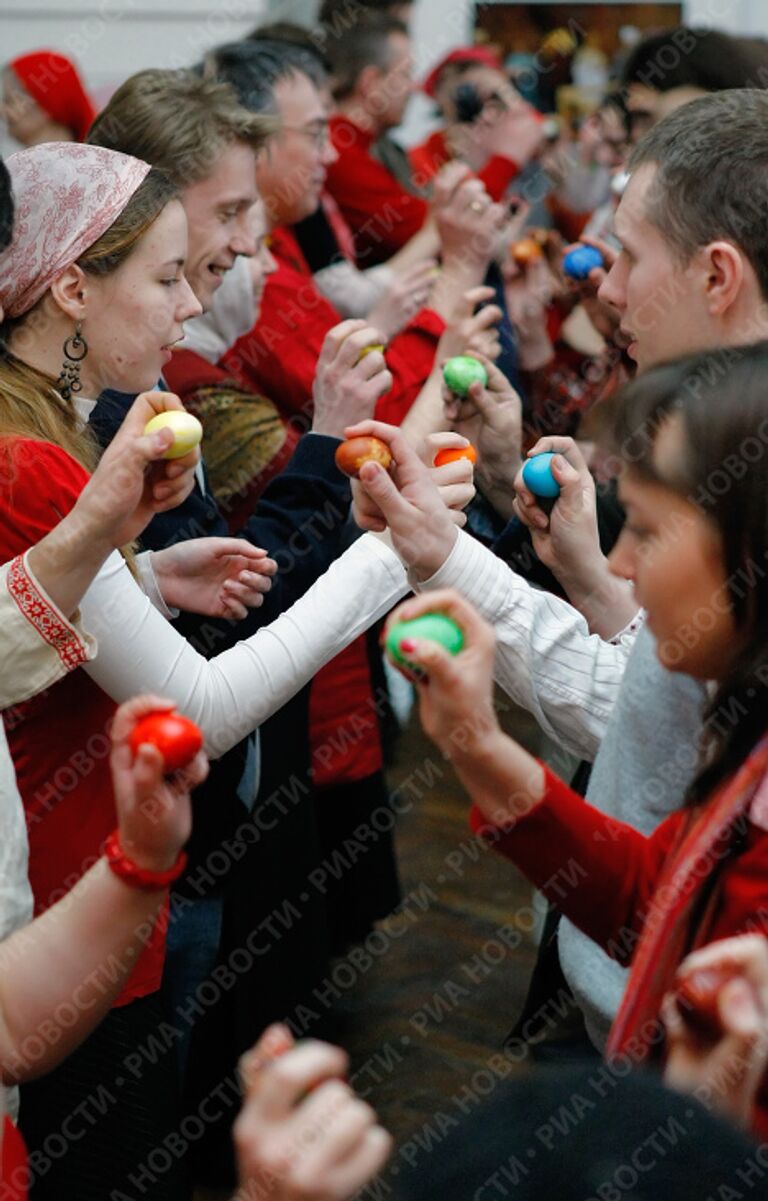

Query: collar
[{"left": 331, "top": 113, "right": 376, "bottom": 152}]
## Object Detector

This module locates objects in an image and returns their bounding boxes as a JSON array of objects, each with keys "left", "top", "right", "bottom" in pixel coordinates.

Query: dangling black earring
[{"left": 57, "top": 321, "right": 88, "bottom": 400}]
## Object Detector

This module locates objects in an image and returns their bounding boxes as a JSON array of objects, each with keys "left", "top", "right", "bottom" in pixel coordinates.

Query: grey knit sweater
[{"left": 557, "top": 624, "right": 708, "bottom": 1048}]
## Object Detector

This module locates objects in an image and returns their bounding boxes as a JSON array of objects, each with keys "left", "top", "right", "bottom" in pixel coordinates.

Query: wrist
[
  {"left": 105, "top": 830, "right": 187, "bottom": 890},
  {"left": 409, "top": 525, "right": 458, "bottom": 583}
]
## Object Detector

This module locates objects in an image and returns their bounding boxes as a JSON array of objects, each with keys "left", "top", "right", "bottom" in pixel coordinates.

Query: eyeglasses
[{"left": 280, "top": 120, "right": 331, "bottom": 149}]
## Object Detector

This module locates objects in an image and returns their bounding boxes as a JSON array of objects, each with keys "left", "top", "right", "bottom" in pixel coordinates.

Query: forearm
[
  {"left": 449, "top": 725, "right": 545, "bottom": 829},
  {"left": 386, "top": 220, "right": 440, "bottom": 273},
  {"left": 0, "top": 859, "right": 163, "bottom": 1082},
  {"left": 427, "top": 258, "right": 487, "bottom": 324},
  {"left": 400, "top": 369, "right": 446, "bottom": 444},
  {"left": 27, "top": 514, "right": 114, "bottom": 620}
]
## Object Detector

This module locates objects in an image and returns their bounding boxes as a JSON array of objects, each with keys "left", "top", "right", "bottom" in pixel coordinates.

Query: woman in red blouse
[{"left": 386, "top": 344, "right": 768, "bottom": 1139}]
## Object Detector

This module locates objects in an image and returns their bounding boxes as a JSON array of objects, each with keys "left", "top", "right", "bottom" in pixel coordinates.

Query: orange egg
[
  {"left": 511, "top": 237, "right": 543, "bottom": 266},
  {"left": 434, "top": 444, "right": 477, "bottom": 467},
  {"left": 334, "top": 436, "right": 393, "bottom": 478}
]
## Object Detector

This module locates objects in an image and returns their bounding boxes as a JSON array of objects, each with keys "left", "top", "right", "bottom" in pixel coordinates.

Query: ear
[
  {"left": 702, "top": 241, "right": 744, "bottom": 318},
  {"left": 49, "top": 264, "right": 88, "bottom": 322}
]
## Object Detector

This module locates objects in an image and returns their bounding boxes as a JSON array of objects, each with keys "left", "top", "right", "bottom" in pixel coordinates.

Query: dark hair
[
  {"left": 205, "top": 39, "right": 325, "bottom": 115},
  {"left": 319, "top": 0, "right": 409, "bottom": 25},
  {"left": 610, "top": 341, "right": 768, "bottom": 802},
  {"left": 325, "top": 14, "right": 409, "bottom": 101},
  {"left": 628, "top": 89, "right": 768, "bottom": 302},
  {"left": 87, "top": 69, "right": 273, "bottom": 187},
  {"left": 621, "top": 27, "right": 764, "bottom": 94},
  {"left": 248, "top": 21, "right": 331, "bottom": 73},
  {"left": 0, "top": 159, "right": 13, "bottom": 254}
]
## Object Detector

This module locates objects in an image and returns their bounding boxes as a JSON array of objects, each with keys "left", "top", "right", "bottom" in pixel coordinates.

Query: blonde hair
[{"left": 87, "top": 68, "right": 276, "bottom": 186}]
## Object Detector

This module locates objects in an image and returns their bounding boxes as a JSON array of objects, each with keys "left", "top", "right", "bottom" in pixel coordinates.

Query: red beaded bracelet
[{"left": 104, "top": 830, "right": 187, "bottom": 891}]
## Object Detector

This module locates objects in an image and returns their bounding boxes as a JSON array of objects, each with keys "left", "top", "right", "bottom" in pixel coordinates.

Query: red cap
[
  {"left": 422, "top": 46, "right": 503, "bottom": 98},
  {"left": 10, "top": 51, "right": 96, "bottom": 142}
]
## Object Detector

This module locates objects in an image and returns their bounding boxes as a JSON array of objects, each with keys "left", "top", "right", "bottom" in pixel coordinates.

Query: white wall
[{"left": 1, "top": 0, "right": 267, "bottom": 100}]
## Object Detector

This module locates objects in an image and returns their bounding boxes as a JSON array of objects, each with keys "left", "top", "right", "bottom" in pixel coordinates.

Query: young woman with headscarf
[{"left": 0, "top": 141, "right": 479, "bottom": 1196}]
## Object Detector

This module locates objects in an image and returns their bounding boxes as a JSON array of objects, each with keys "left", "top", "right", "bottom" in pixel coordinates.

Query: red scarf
[{"left": 606, "top": 734, "right": 768, "bottom": 1063}]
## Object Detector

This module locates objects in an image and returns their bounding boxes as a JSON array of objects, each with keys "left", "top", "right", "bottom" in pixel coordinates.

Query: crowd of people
[{"left": 1, "top": 2, "right": 768, "bottom": 1198}]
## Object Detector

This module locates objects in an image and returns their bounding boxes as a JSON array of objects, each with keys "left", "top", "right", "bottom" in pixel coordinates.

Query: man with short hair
[
  {"left": 323, "top": 15, "right": 544, "bottom": 266},
  {"left": 212, "top": 37, "right": 504, "bottom": 421},
  {"left": 372, "top": 88, "right": 768, "bottom": 1055}
]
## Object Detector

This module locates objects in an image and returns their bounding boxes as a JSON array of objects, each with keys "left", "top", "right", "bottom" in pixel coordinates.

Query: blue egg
[
  {"left": 563, "top": 245, "right": 605, "bottom": 280},
  {"left": 522, "top": 452, "right": 560, "bottom": 498}
]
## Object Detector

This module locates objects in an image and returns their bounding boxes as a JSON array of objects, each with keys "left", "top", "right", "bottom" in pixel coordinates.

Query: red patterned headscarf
[
  {"left": 0, "top": 142, "right": 151, "bottom": 318},
  {"left": 9, "top": 51, "right": 96, "bottom": 142}
]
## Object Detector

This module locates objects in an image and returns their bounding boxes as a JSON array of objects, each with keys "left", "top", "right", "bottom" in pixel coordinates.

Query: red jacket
[
  {"left": 0, "top": 440, "right": 166, "bottom": 1007},
  {"left": 220, "top": 225, "right": 445, "bottom": 428},
  {"left": 409, "top": 128, "right": 520, "bottom": 200},
  {"left": 472, "top": 760, "right": 768, "bottom": 1139}
]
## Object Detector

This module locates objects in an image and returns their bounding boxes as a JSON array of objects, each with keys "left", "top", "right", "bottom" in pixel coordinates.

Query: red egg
[
  {"left": 434, "top": 444, "right": 477, "bottom": 467},
  {"left": 674, "top": 964, "right": 738, "bottom": 1042},
  {"left": 128, "top": 711, "right": 203, "bottom": 774},
  {"left": 334, "top": 436, "right": 393, "bottom": 479}
]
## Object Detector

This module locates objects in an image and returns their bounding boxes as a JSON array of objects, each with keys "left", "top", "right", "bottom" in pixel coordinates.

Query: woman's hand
[
  {"left": 234, "top": 1024, "right": 392, "bottom": 1200},
  {"left": 312, "top": 321, "right": 393, "bottom": 437},
  {"left": 662, "top": 935, "right": 768, "bottom": 1129},
  {"left": 384, "top": 589, "right": 499, "bottom": 758},
  {"left": 345, "top": 419, "right": 459, "bottom": 579},
  {"left": 109, "top": 695, "right": 207, "bottom": 875},
  {"left": 151, "top": 538, "right": 277, "bottom": 620},
  {"left": 443, "top": 354, "right": 523, "bottom": 521},
  {"left": 76, "top": 390, "right": 200, "bottom": 548},
  {"left": 514, "top": 436, "right": 601, "bottom": 579}
]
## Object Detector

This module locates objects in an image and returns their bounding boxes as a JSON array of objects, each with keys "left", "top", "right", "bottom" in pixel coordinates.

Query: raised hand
[
  {"left": 234, "top": 1025, "right": 391, "bottom": 1200},
  {"left": 312, "top": 321, "right": 393, "bottom": 437},
  {"left": 443, "top": 354, "right": 523, "bottom": 521},
  {"left": 150, "top": 538, "right": 277, "bottom": 620},
  {"left": 110, "top": 694, "right": 207, "bottom": 875},
  {"left": 344, "top": 419, "right": 458, "bottom": 579},
  {"left": 76, "top": 390, "right": 201, "bottom": 548},
  {"left": 662, "top": 935, "right": 768, "bottom": 1129},
  {"left": 368, "top": 259, "right": 439, "bottom": 339}
]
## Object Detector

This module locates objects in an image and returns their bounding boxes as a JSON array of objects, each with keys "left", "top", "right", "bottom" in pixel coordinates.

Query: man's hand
[
  {"left": 444, "top": 354, "right": 523, "bottom": 521},
  {"left": 312, "top": 321, "right": 393, "bottom": 437},
  {"left": 345, "top": 419, "right": 459, "bottom": 579}
]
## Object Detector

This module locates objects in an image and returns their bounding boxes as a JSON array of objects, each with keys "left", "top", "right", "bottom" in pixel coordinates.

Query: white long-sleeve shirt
[
  {"left": 412, "top": 530, "right": 639, "bottom": 761},
  {"left": 79, "top": 534, "right": 410, "bottom": 759}
]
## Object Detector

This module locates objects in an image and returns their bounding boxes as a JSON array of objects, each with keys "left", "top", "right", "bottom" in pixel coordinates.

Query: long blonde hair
[{"left": 0, "top": 167, "right": 177, "bottom": 475}]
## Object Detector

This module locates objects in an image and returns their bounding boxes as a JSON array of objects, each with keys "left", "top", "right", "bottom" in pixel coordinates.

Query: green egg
[
  {"left": 442, "top": 356, "right": 488, "bottom": 397},
  {"left": 386, "top": 614, "right": 464, "bottom": 670}
]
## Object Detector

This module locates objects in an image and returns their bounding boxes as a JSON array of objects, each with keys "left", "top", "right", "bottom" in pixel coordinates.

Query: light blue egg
[{"left": 522, "top": 452, "right": 561, "bottom": 498}]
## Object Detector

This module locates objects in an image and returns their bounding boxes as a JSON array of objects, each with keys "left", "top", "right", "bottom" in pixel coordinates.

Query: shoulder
[{"left": 0, "top": 438, "right": 90, "bottom": 554}]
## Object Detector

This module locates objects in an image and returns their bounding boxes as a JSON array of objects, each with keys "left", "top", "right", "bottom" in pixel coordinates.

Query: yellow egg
[{"left": 144, "top": 410, "right": 203, "bottom": 460}]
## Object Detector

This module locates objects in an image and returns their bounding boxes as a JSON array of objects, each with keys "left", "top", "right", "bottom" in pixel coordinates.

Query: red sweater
[
  {"left": 0, "top": 440, "right": 166, "bottom": 1007},
  {"left": 471, "top": 765, "right": 768, "bottom": 1138},
  {"left": 220, "top": 225, "right": 445, "bottom": 428}
]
